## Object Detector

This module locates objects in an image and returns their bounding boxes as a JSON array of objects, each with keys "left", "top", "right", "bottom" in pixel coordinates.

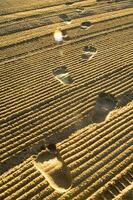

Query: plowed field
[{"left": 0, "top": 0, "right": 133, "bottom": 199}]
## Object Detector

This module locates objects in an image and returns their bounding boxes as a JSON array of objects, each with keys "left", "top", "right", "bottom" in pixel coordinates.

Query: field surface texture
[{"left": 0, "top": 0, "right": 133, "bottom": 199}]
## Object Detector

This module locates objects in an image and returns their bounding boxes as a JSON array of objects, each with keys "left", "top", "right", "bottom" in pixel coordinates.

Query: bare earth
[{"left": 0, "top": 0, "right": 133, "bottom": 199}]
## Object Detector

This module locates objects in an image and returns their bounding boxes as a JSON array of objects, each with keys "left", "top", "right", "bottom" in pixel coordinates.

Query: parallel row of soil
[
  {"left": 0, "top": 0, "right": 131, "bottom": 36},
  {"left": 0, "top": 103, "right": 133, "bottom": 199},
  {"left": 0, "top": 0, "right": 95, "bottom": 15},
  {"left": 0, "top": 0, "right": 133, "bottom": 199},
  {"left": 1, "top": 22, "right": 133, "bottom": 168}
]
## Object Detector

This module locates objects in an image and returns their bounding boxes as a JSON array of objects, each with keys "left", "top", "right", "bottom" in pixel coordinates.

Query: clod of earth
[
  {"left": 61, "top": 29, "right": 70, "bottom": 41},
  {"left": 75, "top": 8, "right": 85, "bottom": 13},
  {"left": 53, "top": 66, "right": 73, "bottom": 85},
  {"left": 62, "top": 29, "right": 69, "bottom": 40}
]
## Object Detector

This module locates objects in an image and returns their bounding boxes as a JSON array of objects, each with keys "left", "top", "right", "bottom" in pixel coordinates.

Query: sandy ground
[{"left": 0, "top": 0, "right": 133, "bottom": 199}]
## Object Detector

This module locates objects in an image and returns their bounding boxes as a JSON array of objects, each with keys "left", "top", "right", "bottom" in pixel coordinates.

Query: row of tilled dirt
[{"left": 0, "top": 103, "right": 133, "bottom": 199}]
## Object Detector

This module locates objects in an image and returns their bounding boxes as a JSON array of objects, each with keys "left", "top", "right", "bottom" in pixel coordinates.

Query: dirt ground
[{"left": 0, "top": 0, "right": 133, "bottom": 199}]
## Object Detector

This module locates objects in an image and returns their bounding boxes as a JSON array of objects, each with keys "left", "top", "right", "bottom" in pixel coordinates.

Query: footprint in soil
[
  {"left": 81, "top": 21, "right": 92, "bottom": 29},
  {"left": 59, "top": 14, "right": 72, "bottom": 24},
  {"left": 91, "top": 92, "right": 118, "bottom": 123},
  {"left": 32, "top": 143, "right": 72, "bottom": 193},
  {"left": 116, "top": 90, "right": 133, "bottom": 108},
  {"left": 81, "top": 45, "right": 97, "bottom": 61},
  {"left": 52, "top": 66, "right": 73, "bottom": 85}
]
